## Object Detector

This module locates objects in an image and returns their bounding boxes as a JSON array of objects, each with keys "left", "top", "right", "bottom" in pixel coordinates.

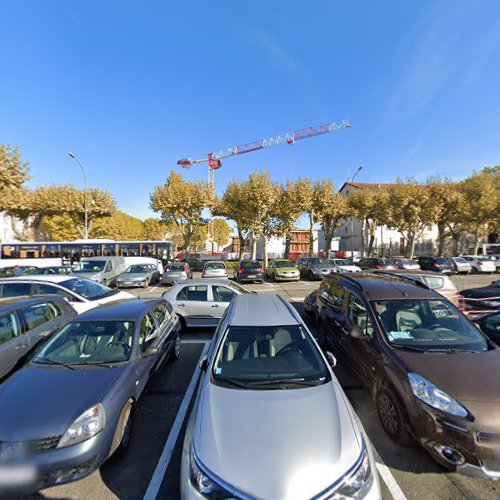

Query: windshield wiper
[
  {"left": 215, "top": 377, "right": 249, "bottom": 388},
  {"left": 73, "top": 361, "right": 114, "bottom": 368},
  {"left": 34, "top": 357, "right": 76, "bottom": 371},
  {"left": 391, "top": 344, "right": 427, "bottom": 352},
  {"left": 246, "top": 377, "right": 325, "bottom": 388},
  {"left": 425, "top": 348, "right": 479, "bottom": 354}
]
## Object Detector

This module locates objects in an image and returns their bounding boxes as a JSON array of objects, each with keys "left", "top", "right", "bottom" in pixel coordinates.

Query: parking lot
[{"left": 34, "top": 273, "right": 499, "bottom": 500}]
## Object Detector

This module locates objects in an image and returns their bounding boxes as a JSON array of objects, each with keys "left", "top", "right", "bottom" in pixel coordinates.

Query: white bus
[{"left": 0, "top": 239, "right": 173, "bottom": 269}]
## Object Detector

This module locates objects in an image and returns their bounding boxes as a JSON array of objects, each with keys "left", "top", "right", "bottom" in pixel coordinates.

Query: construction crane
[{"left": 177, "top": 118, "right": 352, "bottom": 192}]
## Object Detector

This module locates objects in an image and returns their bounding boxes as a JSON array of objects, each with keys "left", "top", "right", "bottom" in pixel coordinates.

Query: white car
[
  {"left": 461, "top": 255, "right": 496, "bottom": 273},
  {"left": 0, "top": 276, "right": 135, "bottom": 313},
  {"left": 329, "top": 258, "right": 362, "bottom": 273}
]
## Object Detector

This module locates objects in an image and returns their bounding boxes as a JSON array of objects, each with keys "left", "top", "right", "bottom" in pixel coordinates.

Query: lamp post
[
  {"left": 68, "top": 152, "right": 89, "bottom": 240},
  {"left": 349, "top": 166, "right": 363, "bottom": 259}
]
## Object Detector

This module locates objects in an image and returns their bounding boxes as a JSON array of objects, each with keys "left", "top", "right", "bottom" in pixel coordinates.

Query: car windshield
[
  {"left": 330, "top": 259, "right": 349, "bottom": 266},
  {"left": 73, "top": 260, "right": 106, "bottom": 272},
  {"left": 126, "top": 265, "right": 149, "bottom": 273},
  {"left": 454, "top": 258, "right": 467, "bottom": 264},
  {"left": 374, "top": 299, "right": 488, "bottom": 352},
  {"left": 33, "top": 321, "right": 134, "bottom": 365},
  {"left": 166, "top": 263, "right": 185, "bottom": 270},
  {"left": 240, "top": 261, "right": 260, "bottom": 269},
  {"left": 434, "top": 258, "right": 449, "bottom": 265},
  {"left": 205, "top": 262, "right": 225, "bottom": 270},
  {"left": 61, "top": 278, "right": 116, "bottom": 300},
  {"left": 378, "top": 259, "right": 395, "bottom": 265},
  {"left": 274, "top": 260, "right": 295, "bottom": 268},
  {"left": 309, "top": 258, "right": 329, "bottom": 265},
  {"left": 213, "top": 325, "right": 329, "bottom": 387}
]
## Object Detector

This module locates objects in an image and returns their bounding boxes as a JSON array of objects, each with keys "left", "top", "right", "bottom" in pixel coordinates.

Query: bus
[
  {"left": 468, "top": 243, "right": 500, "bottom": 257},
  {"left": 0, "top": 239, "right": 173, "bottom": 269}
]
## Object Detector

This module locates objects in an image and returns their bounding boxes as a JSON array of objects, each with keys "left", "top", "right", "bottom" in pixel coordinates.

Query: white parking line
[
  {"left": 143, "top": 343, "right": 209, "bottom": 500},
  {"left": 299, "top": 281, "right": 311, "bottom": 286},
  {"left": 370, "top": 442, "right": 407, "bottom": 500},
  {"left": 149, "top": 283, "right": 162, "bottom": 292}
]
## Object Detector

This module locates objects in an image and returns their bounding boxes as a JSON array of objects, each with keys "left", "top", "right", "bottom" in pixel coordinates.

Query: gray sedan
[
  {"left": 116, "top": 264, "right": 160, "bottom": 288},
  {"left": 0, "top": 299, "right": 180, "bottom": 495},
  {"left": 162, "top": 262, "right": 193, "bottom": 286},
  {"left": 299, "top": 257, "right": 337, "bottom": 280},
  {"left": 162, "top": 279, "right": 251, "bottom": 328}
]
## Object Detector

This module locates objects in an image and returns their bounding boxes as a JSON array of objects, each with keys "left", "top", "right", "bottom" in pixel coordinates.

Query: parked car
[
  {"left": 162, "top": 279, "right": 251, "bottom": 328},
  {"left": 162, "top": 262, "right": 193, "bottom": 285},
  {"left": 266, "top": 259, "right": 300, "bottom": 281},
  {"left": 303, "top": 288, "right": 319, "bottom": 319},
  {"left": 0, "top": 266, "right": 40, "bottom": 278},
  {"left": 181, "top": 293, "right": 380, "bottom": 499},
  {"left": 416, "top": 256, "right": 453, "bottom": 274},
  {"left": 233, "top": 260, "right": 264, "bottom": 283},
  {"left": 474, "top": 311, "right": 500, "bottom": 345},
  {"left": 181, "top": 258, "right": 205, "bottom": 272},
  {"left": 461, "top": 255, "right": 496, "bottom": 274},
  {"left": 316, "top": 272, "right": 500, "bottom": 477},
  {"left": 0, "top": 295, "right": 76, "bottom": 381},
  {"left": 393, "top": 258, "right": 421, "bottom": 271},
  {"left": 328, "top": 258, "right": 362, "bottom": 273},
  {"left": 32, "top": 266, "right": 73, "bottom": 275},
  {"left": 356, "top": 257, "right": 397, "bottom": 270},
  {"left": 0, "top": 276, "right": 135, "bottom": 314},
  {"left": 460, "top": 280, "right": 500, "bottom": 312},
  {"left": 201, "top": 261, "right": 228, "bottom": 279},
  {"left": 116, "top": 264, "right": 160, "bottom": 288},
  {"left": 0, "top": 299, "right": 180, "bottom": 495},
  {"left": 450, "top": 257, "right": 472, "bottom": 274},
  {"left": 491, "top": 255, "right": 500, "bottom": 273},
  {"left": 72, "top": 256, "right": 127, "bottom": 286},
  {"left": 373, "top": 270, "right": 459, "bottom": 307},
  {"left": 298, "top": 257, "right": 335, "bottom": 280}
]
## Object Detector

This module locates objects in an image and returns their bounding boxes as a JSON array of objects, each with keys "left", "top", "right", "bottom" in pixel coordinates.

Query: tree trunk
[
  {"left": 308, "top": 210, "right": 315, "bottom": 257},
  {"left": 406, "top": 232, "right": 416, "bottom": 258},
  {"left": 325, "top": 230, "right": 334, "bottom": 258},
  {"left": 360, "top": 219, "right": 367, "bottom": 257},
  {"left": 284, "top": 232, "right": 291, "bottom": 259},
  {"left": 263, "top": 237, "right": 268, "bottom": 269},
  {"left": 437, "top": 222, "right": 446, "bottom": 257},
  {"left": 473, "top": 226, "right": 480, "bottom": 255},
  {"left": 250, "top": 232, "right": 258, "bottom": 260},
  {"left": 184, "top": 232, "right": 192, "bottom": 259},
  {"left": 237, "top": 226, "right": 244, "bottom": 261},
  {"left": 367, "top": 232, "right": 375, "bottom": 256}
]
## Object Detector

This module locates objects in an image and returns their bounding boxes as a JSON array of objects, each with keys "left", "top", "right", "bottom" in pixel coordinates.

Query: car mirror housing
[
  {"left": 199, "top": 356, "right": 208, "bottom": 371},
  {"left": 325, "top": 351, "right": 337, "bottom": 368},
  {"left": 350, "top": 325, "right": 366, "bottom": 340}
]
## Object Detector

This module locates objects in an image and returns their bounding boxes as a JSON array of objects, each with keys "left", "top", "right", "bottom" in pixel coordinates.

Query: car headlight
[
  {"left": 190, "top": 446, "right": 233, "bottom": 499},
  {"left": 58, "top": 404, "right": 105, "bottom": 448},
  {"left": 332, "top": 443, "right": 373, "bottom": 499},
  {"left": 408, "top": 373, "right": 468, "bottom": 417}
]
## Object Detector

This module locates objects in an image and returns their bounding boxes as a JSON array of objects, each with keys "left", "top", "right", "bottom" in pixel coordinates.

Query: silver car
[
  {"left": 393, "top": 258, "right": 421, "bottom": 271},
  {"left": 299, "top": 257, "right": 337, "bottom": 280},
  {"left": 162, "top": 262, "right": 193, "bottom": 286},
  {"left": 181, "top": 293, "right": 380, "bottom": 499},
  {"left": 202, "top": 261, "right": 228, "bottom": 279},
  {"left": 162, "top": 279, "right": 251, "bottom": 328},
  {"left": 116, "top": 264, "right": 160, "bottom": 288}
]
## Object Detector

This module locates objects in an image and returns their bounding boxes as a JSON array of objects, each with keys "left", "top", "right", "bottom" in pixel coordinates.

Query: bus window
[
  {"left": 120, "top": 244, "right": 140, "bottom": 256},
  {"left": 157, "top": 243, "right": 171, "bottom": 262},
  {"left": 41, "top": 244, "right": 61, "bottom": 258},
  {"left": 1, "top": 245, "right": 19, "bottom": 259},
  {"left": 19, "top": 245, "right": 41, "bottom": 259},
  {"left": 81, "top": 244, "right": 103, "bottom": 257},
  {"left": 103, "top": 243, "right": 116, "bottom": 256},
  {"left": 141, "top": 243, "right": 156, "bottom": 257}
]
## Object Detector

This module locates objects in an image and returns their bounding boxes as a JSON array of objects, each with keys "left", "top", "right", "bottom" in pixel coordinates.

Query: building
[
  {"left": 0, "top": 212, "right": 25, "bottom": 242},
  {"left": 336, "top": 182, "right": 439, "bottom": 257}
]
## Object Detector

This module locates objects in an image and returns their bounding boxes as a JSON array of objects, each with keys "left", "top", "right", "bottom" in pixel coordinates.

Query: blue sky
[{"left": 1, "top": 1, "right": 500, "bottom": 221}]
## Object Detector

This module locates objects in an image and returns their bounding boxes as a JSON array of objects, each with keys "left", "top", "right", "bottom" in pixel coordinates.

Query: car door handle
[
  {"left": 15, "top": 344, "right": 27, "bottom": 350},
  {"left": 211, "top": 304, "right": 219, "bottom": 308},
  {"left": 178, "top": 303, "right": 186, "bottom": 307}
]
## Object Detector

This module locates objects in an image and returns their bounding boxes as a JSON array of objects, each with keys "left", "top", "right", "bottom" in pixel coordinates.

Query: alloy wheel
[{"left": 378, "top": 393, "right": 399, "bottom": 435}]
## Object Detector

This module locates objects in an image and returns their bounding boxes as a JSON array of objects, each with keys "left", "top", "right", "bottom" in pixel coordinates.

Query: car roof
[
  {"left": 76, "top": 299, "right": 162, "bottom": 321},
  {"left": 171, "top": 278, "right": 233, "bottom": 286},
  {"left": 204, "top": 260, "right": 225, "bottom": 264},
  {"left": 327, "top": 272, "right": 440, "bottom": 301},
  {"left": 373, "top": 269, "right": 451, "bottom": 279},
  {"left": 0, "top": 275, "right": 75, "bottom": 284},
  {"left": 228, "top": 293, "right": 301, "bottom": 327},
  {"left": 0, "top": 295, "right": 65, "bottom": 309}
]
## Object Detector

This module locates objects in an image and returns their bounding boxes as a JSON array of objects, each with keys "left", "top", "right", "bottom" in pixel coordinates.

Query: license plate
[{"left": 247, "top": 275, "right": 256, "bottom": 278}]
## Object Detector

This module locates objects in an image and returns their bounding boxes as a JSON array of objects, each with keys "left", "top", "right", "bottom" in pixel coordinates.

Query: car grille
[{"left": 29, "top": 436, "right": 61, "bottom": 451}]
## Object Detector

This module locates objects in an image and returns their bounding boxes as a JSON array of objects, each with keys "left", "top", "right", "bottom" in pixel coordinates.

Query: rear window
[
  {"left": 166, "top": 264, "right": 185, "bottom": 270},
  {"left": 454, "top": 258, "right": 467, "bottom": 264},
  {"left": 205, "top": 262, "right": 225, "bottom": 270},
  {"left": 478, "top": 257, "right": 491, "bottom": 262},
  {"left": 434, "top": 258, "right": 449, "bottom": 265},
  {"left": 240, "top": 261, "right": 260, "bottom": 269}
]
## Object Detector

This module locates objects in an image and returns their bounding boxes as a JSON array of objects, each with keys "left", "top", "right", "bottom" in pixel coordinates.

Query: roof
[
  {"left": 328, "top": 272, "right": 439, "bottom": 301},
  {"left": 0, "top": 275, "right": 77, "bottom": 284},
  {"left": 172, "top": 278, "right": 233, "bottom": 286},
  {"left": 77, "top": 299, "right": 161, "bottom": 321},
  {"left": 228, "top": 293, "right": 301, "bottom": 327}
]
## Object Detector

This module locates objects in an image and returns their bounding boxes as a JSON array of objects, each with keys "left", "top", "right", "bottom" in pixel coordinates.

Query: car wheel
[
  {"left": 308, "top": 270, "right": 314, "bottom": 281},
  {"left": 376, "top": 387, "right": 412, "bottom": 445},
  {"left": 171, "top": 333, "right": 181, "bottom": 362},
  {"left": 112, "top": 400, "right": 133, "bottom": 458},
  {"left": 178, "top": 315, "right": 187, "bottom": 331}
]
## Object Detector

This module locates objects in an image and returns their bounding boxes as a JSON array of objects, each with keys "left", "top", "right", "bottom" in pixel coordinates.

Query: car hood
[
  {"left": 275, "top": 267, "right": 298, "bottom": 272},
  {"left": 337, "top": 265, "right": 361, "bottom": 272},
  {"left": 71, "top": 272, "right": 101, "bottom": 280},
  {"left": 397, "top": 349, "right": 500, "bottom": 403},
  {"left": 117, "top": 273, "right": 147, "bottom": 280},
  {"left": 194, "top": 381, "right": 361, "bottom": 499},
  {"left": 462, "top": 286, "right": 499, "bottom": 298},
  {"left": 0, "top": 364, "right": 127, "bottom": 441}
]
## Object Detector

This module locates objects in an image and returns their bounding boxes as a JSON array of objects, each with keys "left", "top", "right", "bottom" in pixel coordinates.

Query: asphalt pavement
[{"left": 33, "top": 272, "right": 500, "bottom": 500}]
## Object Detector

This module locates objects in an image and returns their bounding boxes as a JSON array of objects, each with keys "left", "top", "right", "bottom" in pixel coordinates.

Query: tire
[
  {"left": 171, "top": 333, "right": 181, "bottom": 362},
  {"left": 308, "top": 270, "right": 314, "bottom": 281},
  {"left": 273, "top": 272, "right": 278, "bottom": 282},
  {"left": 111, "top": 400, "right": 133, "bottom": 458},
  {"left": 376, "top": 387, "right": 412, "bottom": 445},
  {"left": 178, "top": 315, "right": 187, "bottom": 331}
]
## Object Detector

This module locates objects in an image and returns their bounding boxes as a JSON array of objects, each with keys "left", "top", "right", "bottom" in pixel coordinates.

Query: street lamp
[
  {"left": 68, "top": 152, "right": 89, "bottom": 240},
  {"left": 350, "top": 166, "right": 363, "bottom": 259}
]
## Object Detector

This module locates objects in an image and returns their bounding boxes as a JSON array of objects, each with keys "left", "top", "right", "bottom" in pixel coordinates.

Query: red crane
[{"left": 177, "top": 119, "right": 351, "bottom": 191}]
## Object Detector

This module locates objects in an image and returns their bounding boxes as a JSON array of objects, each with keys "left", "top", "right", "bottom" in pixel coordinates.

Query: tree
[
  {"left": 0, "top": 145, "right": 30, "bottom": 212},
  {"left": 209, "top": 218, "right": 231, "bottom": 249},
  {"left": 314, "top": 180, "right": 349, "bottom": 258},
  {"left": 150, "top": 171, "right": 214, "bottom": 258},
  {"left": 293, "top": 178, "right": 316, "bottom": 257},
  {"left": 91, "top": 211, "right": 145, "bottom": 240},
  {"left": 272, "top": 180, "right": 308, "bottom": 258},
  {"left": 143, "top": 218, "right": 166, "bottom": 240},
  {"left": 39, "top": 214, "right": 80, "bottom": 241}
]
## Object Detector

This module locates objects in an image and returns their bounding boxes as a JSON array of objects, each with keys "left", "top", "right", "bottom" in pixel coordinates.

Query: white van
[{"left": 71, "top": 256, "right": 127, "bottom": 286}]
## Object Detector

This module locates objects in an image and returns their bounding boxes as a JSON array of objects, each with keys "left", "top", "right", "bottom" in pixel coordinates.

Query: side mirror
[
  {"left": 325, "top": 351, "right": 337, "bottom": 368},
  {"left": 143, "top": 346, "right": 160, "bottom": 357},
  {"left": 350, "top": 325, "right": 366, "bottom": 340},
  {"left": 199, "top": 356, "right": 208, "bottom": 371}
]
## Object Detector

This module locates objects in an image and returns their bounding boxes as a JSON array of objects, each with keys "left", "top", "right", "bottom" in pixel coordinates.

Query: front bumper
[
  {"left": 238, "top": 272, "right": 264, "bottom": 282},
  {"left": 274, "top": 273, "right": 300, "bottom": 281},
  {"left": 163, "top": 273, "right": 188, "bottom": 284},
  {"left": 409, "top": 400, "right": 500, "bottom": 480},
  {"left": 0, "top": 425, "right": 115, "bottom": 495},
  {"left": 116, "top": 280, "right": 147, "bottom": 288}
]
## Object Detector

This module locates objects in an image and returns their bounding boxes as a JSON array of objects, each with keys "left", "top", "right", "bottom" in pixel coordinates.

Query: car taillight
[
  {"left": 375, "top": 265, "right": 383, "bottom": 269},
  {"left": 477, "top": 261, "right": 482, "bottom": 266},
  {"left": 258, "top": 268, "right": 263, "bottom": 272},
  {"left": 238, "top": 268, "right": 244, "bottom": 274},
  {"left": 432, "top": 262, "right": 439, "bottom": 268}
]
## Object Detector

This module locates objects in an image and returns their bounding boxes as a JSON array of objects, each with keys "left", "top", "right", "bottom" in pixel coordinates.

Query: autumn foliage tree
[
  {"left": 0, "top": 145, "right": 30, "bottom": 212},
  {"left": 143, "top": 218, "right": 166, "bottom": 240}
]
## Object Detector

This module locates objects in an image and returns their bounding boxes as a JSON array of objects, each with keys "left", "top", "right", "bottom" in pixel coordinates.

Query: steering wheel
[
  {"left": 276, "top": 345, "right": 303, "bottom": 357},
  {"left": 107, "top": 340, "right": 131, "bottom": 354}
]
